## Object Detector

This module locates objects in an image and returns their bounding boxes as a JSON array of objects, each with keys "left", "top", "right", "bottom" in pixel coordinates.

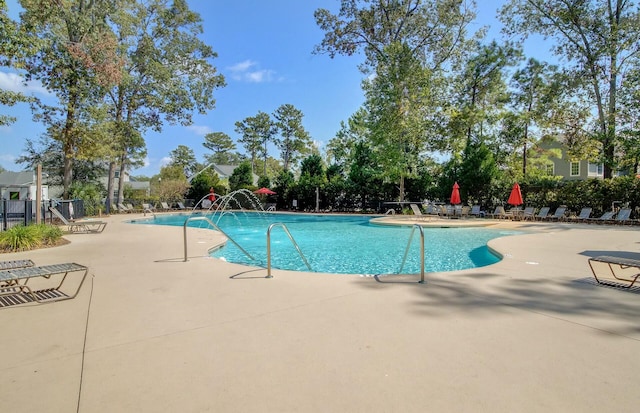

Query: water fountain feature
[{"left": 188, "top": 189, "right": 273, "bottom": 226}]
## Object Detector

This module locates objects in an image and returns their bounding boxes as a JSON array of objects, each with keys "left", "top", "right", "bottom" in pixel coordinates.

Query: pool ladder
[
  {"left": 398, "top": 224, "right": 426, "bottom": 283},
  {"left": 183, "top": 216, "right": 255, "bottom": 262},
  {"left": 183, "top": 218, "right": 311, "bottom": 278},
  {"left": 266, "top": 223, "right": 312, "bottom": 278}
]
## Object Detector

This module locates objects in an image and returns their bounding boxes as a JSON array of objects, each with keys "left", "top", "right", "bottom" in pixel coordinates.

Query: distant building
[
  {"left": 207, "top": 164, "right": 259, "bottom": 186},
  {"left": 0, "top": 171, "right": 49, "bottom": 200},
  {"left": 98, "top": 169, "right": 150, "bottom": 198},
  {"left": 537, "top": 139, "right": 627, "bottom": 180}
]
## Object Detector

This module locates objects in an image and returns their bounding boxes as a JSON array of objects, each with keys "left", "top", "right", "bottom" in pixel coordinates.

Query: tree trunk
[
  {"left": 117, "top": 157, "right": 127, "bottom": 204},
  {"left": 106, "top": 161, "right": 116, "bottom": 213}
]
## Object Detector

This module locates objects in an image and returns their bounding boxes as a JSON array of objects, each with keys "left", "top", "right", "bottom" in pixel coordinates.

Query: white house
[{"left": 0, "top": 171, "right": 49, "bottom": 200}]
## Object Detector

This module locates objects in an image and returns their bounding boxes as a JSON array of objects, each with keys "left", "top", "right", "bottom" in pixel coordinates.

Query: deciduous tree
[{"left": 500, "top": 0, "right": 640, "bottom": 178}]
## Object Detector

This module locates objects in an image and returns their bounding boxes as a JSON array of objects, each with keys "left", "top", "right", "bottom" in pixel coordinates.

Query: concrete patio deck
[{"left": 0, "top": 213, "right": 639, "bottom": 412}]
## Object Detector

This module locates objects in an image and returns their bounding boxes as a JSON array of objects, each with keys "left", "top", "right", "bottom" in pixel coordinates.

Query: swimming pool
[{"left": 131, "top": 212, "right": 521, "bottom": 275}]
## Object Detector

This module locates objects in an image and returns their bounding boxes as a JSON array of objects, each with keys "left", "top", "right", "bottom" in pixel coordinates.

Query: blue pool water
[{"left": 131, "top": 212, "right": 521, "bottom": 275}]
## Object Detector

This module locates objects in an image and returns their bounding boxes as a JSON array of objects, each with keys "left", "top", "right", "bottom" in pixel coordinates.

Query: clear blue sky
[{"left": 1, "top": 0, "right": 533, "bottom": 176}]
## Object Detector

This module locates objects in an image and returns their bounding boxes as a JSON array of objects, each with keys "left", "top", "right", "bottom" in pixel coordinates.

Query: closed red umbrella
[
  {"left": 254, "top": 187, "right": 276, "bottom": 195},
  {"left": 450, "top": 182, "right": 461, "bottom": 205},
  {"left": 507, "top": 183, "right": 523, "bottom": 206}
]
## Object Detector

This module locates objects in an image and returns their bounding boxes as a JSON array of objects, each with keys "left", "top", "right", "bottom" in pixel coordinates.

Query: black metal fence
[{"left": 0, "top": 199, "right": 85, "bottom": 231}]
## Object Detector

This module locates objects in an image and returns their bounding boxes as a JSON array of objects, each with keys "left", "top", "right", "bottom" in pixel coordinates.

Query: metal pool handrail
[
  {"left": 266, "top": 223, "right": 312, "bottom": 278},
  {"left": 183, "top": 216, "right": 255, "bottom": 262},
  {"left": 398, "top": 224, "right": 426, "bottom": 283}
]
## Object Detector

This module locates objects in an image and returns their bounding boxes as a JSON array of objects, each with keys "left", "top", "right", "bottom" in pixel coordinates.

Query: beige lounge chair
[
  {"left": 488, "top": 206, "right": 508, "bottom": 219},
  {"left": 409, "top": 204, "right": 430, "bottom": 221},
  {"left": 49, "top": 207, "right": 107, "bottom": 233},
  {"left": 117, "top": 203, "right": 131, "bottom": 213}
]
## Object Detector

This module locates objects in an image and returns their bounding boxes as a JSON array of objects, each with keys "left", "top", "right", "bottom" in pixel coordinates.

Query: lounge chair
[
  {"left": 586, "top": 210, "right": 615, "bottom": 224},
  {"left": 534, "top": 207, "right": 550, "bottom": 221},
  {"left": 125, "top": 203, "right": 144, "bottom": 213},
  {"left": 410, "top": 203, "right": 431, "bottom": 221},
  {"left": 117, "top": 203, "right": 131, "bottom": 213},
  {"left": 488, "top": 206, "right": 508, "bottom": 219},
  {"left": 611, "top": 208, "right": 632, "bottom": 225},
  {"left": 48, "top": 207, "right": 107, "bottom": 233},
  {"left": 438, "top": 204, "right": 455, "bottom": 218},
  {"left": 546, "top": 206, "right": 567, "bottom": 221},
  {"left": 142, "top": 203, "right": 155, "bottom": 213},
  {"left": 423, "top": 204, "right": 440, "bottom": 216},
  {"left": 569, "top": 207, "right": 592, "bottom": 223},
  {"left": 0, "top": 260, "right": 35, "bottom": 270},
  {"left": 160, "top": 201, "right": 173, "bottom": 211},
  {"left": 469, "top": 205, "right": 484, "bottom": 218},
  {"left": 177, "top": 202, "right": 188, "bottom": 210},
  {"left": 588, "top": 256, "right": 640, "bottom": 288},
  {"left": 521, "top": 206, "right": 536, "bottom": 220},
  {"left": 0, "top": 262, "right": 88, "bottom": 306}
]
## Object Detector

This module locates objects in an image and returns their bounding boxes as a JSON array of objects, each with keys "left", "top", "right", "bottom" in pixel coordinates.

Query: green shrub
[
  {"left": 0, "top": 225, "right": 41, "bottom": 251},
  {"left": 0, "top": 224, "right": 63, "bottom": 251},
  {"left": 34, "top": 224, "right": 64, "bottom": 245}
]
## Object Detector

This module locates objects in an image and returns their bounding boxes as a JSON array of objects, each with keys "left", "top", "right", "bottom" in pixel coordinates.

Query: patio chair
[
  {"left": 0, "top": 262, "right": 89, "bottom": 306},
  {"left": 534, "top": 207, "right": 550, "bottom": 221},
  {"left": 177, "top": 202, "right": 188, "bottom": 210},
  {"left": 410, "top": 203, "right": 431, "bottom": 221},
  {"left": 117, "top": 203, "right": 131, "bottom": 213},
  {"left": 488, "top": 206, "right": 508, "bottom": 219},
  {"left": 142, "top": 203, "right": 155, "bottom": 213},
  {"left": 545, "top": 206, "right": 567, "bottom": 221},
  {"left": 588, "top": 256, "right": 640, "bottom": 288},
  {"left": 469, "top": 205, "right": 484, "bottom": 218},
  {"left": 48, "top": 207, "right": 107, "bottom": 233},
  {"left": 586, "top": 210, "right": 615, "bottom": 224},
  {"left": 125, "top": 203, "right": 142, "bottom": 213},
  {"left": 438, "top": 204, "right": 455, "bottom": 218},
  {"left": 612, "top": 208, "right": 632, "bottom": 225},
  {"left": 569, "top": 207, "right": 592, "bottom": 223},
  {"left": 521, "top": 206, "right": 536, "bottom": 220},
  {"left": 423, "top": 204, "right": 440, "bottom": 216},
  {"left": 0, "top": 260, "right": 35, "bottom": 271},
  {"left": 160, "top": 201, "right": 173, "bottom": 211}
]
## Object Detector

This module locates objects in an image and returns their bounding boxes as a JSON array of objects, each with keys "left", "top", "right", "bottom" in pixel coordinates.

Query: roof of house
[
  {"left": 0, "top": 171, "right": 35, "bottom": 187},
  {"left": 125, "top": 181, "right": 150, "bottom": 190},
  {"left": 212, "top": 164, "right": 259, "bottom": 185}
]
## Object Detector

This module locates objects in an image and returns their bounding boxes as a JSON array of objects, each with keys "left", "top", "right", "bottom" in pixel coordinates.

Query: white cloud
[
  {"left": 0, "top": 153, "right": 16, "bottom": 163},
  {"left": 0, "top": 71, "right": 50, "bottom": 95},
  {"left": 227, "top": 60, "right": 279, "bottom": 83},
  {"left": 229, "top": 60, "right": 256, "bottom": 72},
  {"left": 160, "top": 157, "right": 171, "bottom": 167},
  {"left": 187, "top": 125, "right": 213, "bottom": 136}
]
